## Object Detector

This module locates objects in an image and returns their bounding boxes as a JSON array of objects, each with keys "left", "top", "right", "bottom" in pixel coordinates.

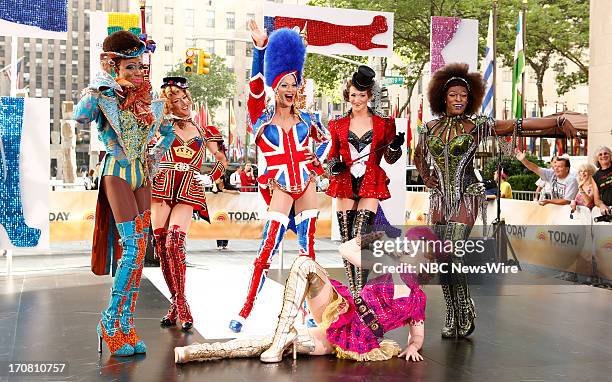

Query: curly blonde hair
[
  {"left": 160, "top": 85, "right": 193, "bottom": 115},
  {"left": 577, "top": 163, "right": 596, "bottom": 177}
]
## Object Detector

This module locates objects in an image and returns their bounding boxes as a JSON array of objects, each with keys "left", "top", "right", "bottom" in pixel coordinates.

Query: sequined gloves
[{"left": 389, "top": 132, "right": 405, "bottom": 151}]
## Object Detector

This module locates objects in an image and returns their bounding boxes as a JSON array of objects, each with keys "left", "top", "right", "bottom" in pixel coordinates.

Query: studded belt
[
  {"left": 354, "top": 297, "right": 384, "bottom": 338},
  {"left": 158, "top": 162, "right": 199, "bottom": 172}
]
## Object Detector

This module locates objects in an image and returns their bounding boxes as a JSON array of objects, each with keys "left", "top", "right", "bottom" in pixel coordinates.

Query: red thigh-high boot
[
  {"left": 120, "top": 210, "right": 150, "bottom": 354},
  {"left": 229, "top": 212, "right": 289, "bottom": 333},
  {"left": 154, "top": 228, "right": 177, "bottom": 327},
  {"left": 167, "top": 225, "right": 193, "bottom": 331}
]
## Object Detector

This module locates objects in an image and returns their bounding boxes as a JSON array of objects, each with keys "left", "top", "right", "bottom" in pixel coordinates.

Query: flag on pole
[
  {"left": 511, "top": 11, "right": 525, "bottom": 120},
  {"left": 196, "top": 101, "right": 209, "bottom": 127},
  {"left": 481, "top": 11, "right": 494, "bottom": 118},
  {"left": 406, "top": 110, "right": 413, "bottom": 159},
  {"left": 228, "top": 101, "right": 236, "bottom": 160},
  {"left": 228, "top": 102, "right": 236, "bottom": 145},
  {"left": 416, "top": 96, "right": 424, "bottom": 134},
  {"left": 392, "top": 99, "right": 399, "bottom": 118},
  {"left": 1, "top": 56, "right": 24, "bottom": 89}
]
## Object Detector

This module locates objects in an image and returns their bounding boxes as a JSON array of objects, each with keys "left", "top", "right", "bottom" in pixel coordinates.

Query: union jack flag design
[
  {"left": 247, "top": 41, "right": 330, "bottom": 202},
  {"left": 257, "top": 116, "right": 329, "bottom": 195}
]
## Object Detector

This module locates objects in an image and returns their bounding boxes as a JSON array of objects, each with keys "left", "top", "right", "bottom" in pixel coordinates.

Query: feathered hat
[
  {"left": 264, "top": 28, "right": 306, "bottom": 90},
  {"left": 102, "top": 30, "right": 146, "bottom": 59}
]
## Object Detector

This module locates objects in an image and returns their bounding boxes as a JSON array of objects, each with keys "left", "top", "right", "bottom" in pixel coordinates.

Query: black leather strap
[{"left": 354, "top": 297, "right": 384, "bottom": 338}]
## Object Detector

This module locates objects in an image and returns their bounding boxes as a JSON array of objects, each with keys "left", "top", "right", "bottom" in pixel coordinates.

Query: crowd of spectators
[{"left": 515, "top": 145, "right": 611, "bottom": 217}]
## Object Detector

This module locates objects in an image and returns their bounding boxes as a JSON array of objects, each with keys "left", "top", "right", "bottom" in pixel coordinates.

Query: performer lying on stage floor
[{"left": 175, "top": 227, "right": 438, "bottom": 364}]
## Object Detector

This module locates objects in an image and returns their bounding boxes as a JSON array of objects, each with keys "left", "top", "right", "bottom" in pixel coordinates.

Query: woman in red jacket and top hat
[{"left": 326, "top": 66, "right": 405, "bottom": 297}]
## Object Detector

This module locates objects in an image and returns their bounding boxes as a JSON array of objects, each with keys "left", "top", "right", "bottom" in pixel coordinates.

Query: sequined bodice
[
  {"left": 427, "top": 134, "right": 474, "bottom": 158},
  {"left": 258, "top": 121, "right": 310, "bottom": 148},
  {"left": 165, "top": 134, "right": 204, "bottom": 165},
  {"left": 118, "top": 109, "right": 149, "bottom": 162},
  {"left": 348, "top": 130, "right": 373, "bottom": 153},
  {"left": 256, "top": 120, "right": 315, "bottom": 193},
  {"left": 422, "top": 115, "right": 494, "bottom": 221}
]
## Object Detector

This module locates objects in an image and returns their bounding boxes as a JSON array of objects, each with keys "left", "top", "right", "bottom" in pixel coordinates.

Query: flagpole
[
  {"left": 492, "top": 0, "right": 498, "bottom": 119},
  {"left": 521, "top": 0, "right": 527, "bottom": 120},
  {"left": 10, "top": 36, "right": 18, "bottom": 97},
  {"left": 228, "top": 98, "right": 233, "bottom": 162}
]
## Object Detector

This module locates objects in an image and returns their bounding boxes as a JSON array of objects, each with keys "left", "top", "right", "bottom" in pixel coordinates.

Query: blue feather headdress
[{"left": 264, "top": 28, "right": 306, "bottom": 90}]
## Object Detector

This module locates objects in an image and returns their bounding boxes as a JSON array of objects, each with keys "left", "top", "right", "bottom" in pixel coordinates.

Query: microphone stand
[{"left": 490, "top": 150, "right": 521, "bottom": 270}]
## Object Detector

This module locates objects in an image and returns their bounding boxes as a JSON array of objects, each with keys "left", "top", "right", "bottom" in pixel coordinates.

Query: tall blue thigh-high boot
[
  {"left": 229, "top": 212, "right": 288, "bottom": 333},
  {"left": 0, "top": 97, "right": 41, "bottom": 247},
  {"left": 97, "top": 216, "right": 143, "bottom": 356},
  {"left": 120, "top": 210, "right": 151, "bottom": 353}
]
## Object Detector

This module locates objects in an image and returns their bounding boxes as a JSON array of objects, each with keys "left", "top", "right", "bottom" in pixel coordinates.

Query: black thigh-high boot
[
  {"left": 337, "top": 210, "right": 357, "bottom": 296},
  {"left": 351, "top": 209, "right": 376, "bottom": 294},
  {"left": 446, "top": 221, "right": 476, "bottom": 338}
]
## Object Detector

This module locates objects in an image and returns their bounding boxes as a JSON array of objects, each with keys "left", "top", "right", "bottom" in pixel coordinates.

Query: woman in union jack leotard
[{"left": 228, "top": 20, "right": 330, "bottom": 333}]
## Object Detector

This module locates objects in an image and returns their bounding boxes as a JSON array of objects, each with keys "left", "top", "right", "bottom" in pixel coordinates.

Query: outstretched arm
[
  {"left": 494, "top": 116, "right": 578, "bottom": 138},
  {"left": 515, "top": 149, "right": 543, "bottom": 177},
  {"left": 383, "top": 117, "right": 403, "bottom": 164}
]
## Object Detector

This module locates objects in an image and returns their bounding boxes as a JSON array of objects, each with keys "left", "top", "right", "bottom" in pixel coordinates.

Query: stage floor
[{"left": 1, "top": 263, "right": 611, "bottom": 382}]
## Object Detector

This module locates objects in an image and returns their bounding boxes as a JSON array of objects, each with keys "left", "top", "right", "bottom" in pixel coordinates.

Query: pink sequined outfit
[{"left": 324, "top": 273, "right": 426, "bottom": 357}]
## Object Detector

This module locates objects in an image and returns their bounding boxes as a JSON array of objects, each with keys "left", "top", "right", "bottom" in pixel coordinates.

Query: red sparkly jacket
[{"left": 326, "top": 113, "right": 398, "bottom": 200}]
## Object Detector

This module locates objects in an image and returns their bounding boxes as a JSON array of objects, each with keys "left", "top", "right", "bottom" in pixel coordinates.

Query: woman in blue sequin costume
[
  {"left": 415, "top": 63, "right": 577, "bottom": 339},
  {"left": 74, "top": 31, "right": 174, "bottom": 356}
]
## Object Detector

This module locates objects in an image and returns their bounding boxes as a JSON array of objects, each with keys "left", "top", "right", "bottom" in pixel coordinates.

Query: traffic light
[
  {"left": 197, "top": 51, "right": 211, "bottom": 75},
  {"left": 185, "top": 49, "right": 195, "bottom": 73},
  {"left": 380, "top": 86, "right": 391, "bottom": 115}
]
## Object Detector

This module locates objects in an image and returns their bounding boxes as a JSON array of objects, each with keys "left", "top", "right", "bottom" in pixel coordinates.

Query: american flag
[
  {"left": 1, "top": 56, "right": 24, "bottom": 90},
  {"left": 481, "top": 11, "right": 495, "bottom": 118}
]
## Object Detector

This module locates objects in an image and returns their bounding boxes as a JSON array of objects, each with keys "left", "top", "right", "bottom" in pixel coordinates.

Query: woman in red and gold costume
[
  {"left": 151, "top": 76, "right": 228, "bottom": 331},
  {"left": 326, "top": 66, "right": 404, "bottom": 297}
]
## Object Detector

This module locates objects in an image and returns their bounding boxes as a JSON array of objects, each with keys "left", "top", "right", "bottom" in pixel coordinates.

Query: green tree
[
  {"left": 165, "top": 54, "right": 236, "bottom": 119},
  {"left": 494, "top": 0, "right": 589, "bottom": 112},
  {"left": 304, "top": 54, "right": 366, "bottom": 101}
]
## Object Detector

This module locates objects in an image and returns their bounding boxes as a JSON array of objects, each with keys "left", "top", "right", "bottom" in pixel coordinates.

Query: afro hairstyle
[
  {"left": 103, "top": 30, "right": 143, "bottom": 55},
  {"left": 264, "top": 28, "right": 306, "bottom": 88},
  {"left": 427, "top": 63, "right": 485, "bottom": 116}
]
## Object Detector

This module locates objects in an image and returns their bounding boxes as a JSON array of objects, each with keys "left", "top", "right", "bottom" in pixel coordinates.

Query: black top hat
[
  {"left": 162, "top": 76, "right": 189, "bottom": 89},
  {"left": 352, "top": 65, "right": 376, "bottom": 91}
]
